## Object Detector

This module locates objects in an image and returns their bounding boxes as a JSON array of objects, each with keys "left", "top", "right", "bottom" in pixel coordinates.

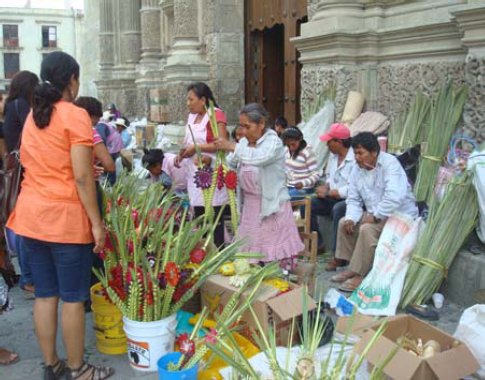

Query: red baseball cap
[{"left": 319, "top": 123, "right": 351, "bottom": 142}]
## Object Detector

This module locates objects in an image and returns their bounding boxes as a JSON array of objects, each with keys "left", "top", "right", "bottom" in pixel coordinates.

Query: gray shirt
[
  {"left": 345, "top": 151, "right": 418, "bottom": 223},
  {"left": 228, "top": 129, "right": 289, "bottom": 219}
]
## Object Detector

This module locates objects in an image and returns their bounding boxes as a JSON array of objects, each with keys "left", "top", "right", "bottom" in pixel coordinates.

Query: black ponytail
[
  {"left": 281, "top": 127, "right": 307, "bottom": 159},
  {"left": 33, "top": 51, "right": 80, "bottom": 129},
  {"left": 187, "top": 82, "right": 219, "bottom": 109}
]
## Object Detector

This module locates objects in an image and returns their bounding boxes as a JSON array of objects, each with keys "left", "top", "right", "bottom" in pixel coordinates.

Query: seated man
[
  {"left": 331, "top": 132, "right": 418, "bottom": 292},
  {"left": 311, "top": 123, "right": 355, "bottom": 271}
]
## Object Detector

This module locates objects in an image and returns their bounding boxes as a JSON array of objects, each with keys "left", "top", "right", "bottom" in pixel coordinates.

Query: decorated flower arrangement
[
  {"left": 201, "top": 288, "right": 391, "bottom": 380},
  {"left": 168, "top": 263, "right": 281, "bottom": 372},
  {"left": 94, "top": 176, "right": 251, "bottom": 322},
  {"left": 192, "top": 100, "right": 239, "bottom": 232}
]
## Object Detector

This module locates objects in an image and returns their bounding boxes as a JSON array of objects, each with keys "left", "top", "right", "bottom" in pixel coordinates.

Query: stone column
[
  {"left": 164, "top": 0, "right": 209, "bottom": 81},
  {"left": 140, "top": 0, "right": 161, "bottom": 62},
  {"left": 120, "top": 0, "right": 141, "bottom": 65},
  {"left": 452, "top": 3, "right": 485, "bottom": 143},
  {"left": 99, "top": 0, "right": 115, "bottom": 74},
  {"left": 160, "top": 0, "right": 174, "bottom": 64},
  {"left": 162, "top": 0, "right": 209, "bottom": 124},
  {"left": 312, "top": 0, "right": 365, "bottom": 23}
]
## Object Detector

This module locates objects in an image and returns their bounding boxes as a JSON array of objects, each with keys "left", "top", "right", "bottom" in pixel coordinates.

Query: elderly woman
[{"left": 215, "top": 103, "right": 303, "bottom": 264}]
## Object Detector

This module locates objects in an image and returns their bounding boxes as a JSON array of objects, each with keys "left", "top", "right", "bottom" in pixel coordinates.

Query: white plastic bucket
[{"left": 122, "top": 314, "right": 177, "bottom": 372}]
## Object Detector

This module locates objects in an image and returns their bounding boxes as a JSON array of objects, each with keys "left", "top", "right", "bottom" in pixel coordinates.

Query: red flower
[
  {"left": 104, "top": 232, "right": 114, "bottom": 252},
  {"left": 172, "top": 286, "right": 186, "bottom": 302},
  {"left": 106, "top": 200, "right": 112, "bottom": 214},
  {"left": 127, "top": 240, "right": 134, "bottom": 254},
  {"left": 205, "top": 328, "right": 218, "bottom": 344},
  {"left": 165, "top": 262, "right": 180, "bottom": 287},
  {"left": 131, "top": 209, "right": 140, "bottom": 228},
  {"left": 176, "top": 333, "right": 195, "bottom": 357},
  {"left": 189, "top": 248, "right": 206, "bottom": 264},
  {"left": 216, "top": 165, "right": 225, "bottom": 190},
  {"left": 225, "top": 170, "right": 238, "bottom": 190}
]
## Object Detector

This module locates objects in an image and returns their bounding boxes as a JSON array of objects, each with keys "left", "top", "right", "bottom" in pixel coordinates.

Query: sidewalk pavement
[{"left": 1, "top": 259, "right": 465, "bottom": 380}]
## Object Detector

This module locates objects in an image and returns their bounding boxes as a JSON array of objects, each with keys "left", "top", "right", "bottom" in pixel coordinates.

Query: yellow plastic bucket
[{"left": 90, "top": 283, "right": 127, "bottom": 355}]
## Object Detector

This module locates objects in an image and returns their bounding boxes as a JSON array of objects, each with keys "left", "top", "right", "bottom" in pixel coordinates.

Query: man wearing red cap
[{"left": 312, "top": 123, "right": 355, "bottom": 271}]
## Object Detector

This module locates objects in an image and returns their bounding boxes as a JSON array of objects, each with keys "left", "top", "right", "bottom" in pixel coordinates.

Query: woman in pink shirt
[{"left": 177, "top": 82, "right": 229, "bottom": 247}]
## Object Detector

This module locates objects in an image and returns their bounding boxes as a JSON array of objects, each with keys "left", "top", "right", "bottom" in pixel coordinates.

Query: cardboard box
[
  {"left": 335, "top": 314, "right": 378, "bottom": 343},
  {"left": 149, "top": 89, "right": 169, "bottom": 123},
  {"left": 201, "top": 274, "right": 316, "bottom": 346},
  {"left": 354, "top": 315, "right": 479, "bottom": 380},
  {"left": 135, "top": 124, "right": 156, "bottom": 148}
]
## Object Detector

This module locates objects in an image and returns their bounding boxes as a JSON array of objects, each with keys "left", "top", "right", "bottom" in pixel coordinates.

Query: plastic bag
[
  {"left": 349, "top": 214, "right": 422, "bottom": 316},
  {"left": 467, "top": 150, "right": 485, "bottom": 243},
  {"left": 298, "top": 100, "right": 335, "bottom": 172},
  {"left": 454, "top": 304, "right": 485, "bottom": 379}
]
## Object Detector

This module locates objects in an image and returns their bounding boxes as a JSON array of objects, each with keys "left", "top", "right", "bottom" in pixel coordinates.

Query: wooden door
[{"left": 245, "top": 0, "right": 307, "bottom": 126}]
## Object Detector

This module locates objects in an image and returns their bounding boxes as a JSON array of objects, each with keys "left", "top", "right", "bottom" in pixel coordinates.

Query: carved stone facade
[
  {"left": 94, "top": 0, "right": 245, "bottom": 132},
  {"left": 91, "top": 1, "right": 485, "bottom": 142},
  {"left": 294, "top": 0, "right": 485, "bottom": 143},
  {"left": 376, "top": 62, "right": 466, "bottom": 119}
]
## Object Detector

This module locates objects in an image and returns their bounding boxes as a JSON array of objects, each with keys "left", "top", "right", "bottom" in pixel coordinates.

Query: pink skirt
[{"left": 238, "top": 165, "right": 303, "bottom": 263}]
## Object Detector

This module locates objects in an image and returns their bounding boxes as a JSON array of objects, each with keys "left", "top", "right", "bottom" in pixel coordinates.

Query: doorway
[{"left": 245, "top": 0, "right": 307, "bottom": 126}]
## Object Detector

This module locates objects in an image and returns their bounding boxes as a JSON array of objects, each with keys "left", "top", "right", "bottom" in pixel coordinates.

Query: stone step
[{"left": 442, "top": 247, "right": 485, "bottom": 307}]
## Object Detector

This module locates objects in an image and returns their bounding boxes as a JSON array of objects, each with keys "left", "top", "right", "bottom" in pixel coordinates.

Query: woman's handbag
[
  {"left": 0, "top": 149, "right": 22, "bottom": 225},
  {"left": 0, "top": 99, "right": 23, "bottom": 225}
]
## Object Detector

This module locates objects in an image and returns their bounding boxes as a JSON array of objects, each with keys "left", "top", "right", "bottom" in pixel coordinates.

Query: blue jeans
[
  {"left": 288, "top": 187, "right": 314, "bottom": 201},
  {"left": 22, "top": 237, "right": 94, "bottom": 302},
  {"left": 310, "top": 198, "right": 347, "bottom": 252},
  {"left": 8, "top": 229, "right": 34, "bottom": 288}
]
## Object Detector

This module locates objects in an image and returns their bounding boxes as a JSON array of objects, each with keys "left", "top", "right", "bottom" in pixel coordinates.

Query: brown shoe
[
  {"left": 330, "top": 270, "right": 357, "bottom": 283},
  {"left": 325, "top": 258, "right": 348, "bottom": 272},
  {"left": 339, "top": 275, "right": 363, "bottom": 292}
]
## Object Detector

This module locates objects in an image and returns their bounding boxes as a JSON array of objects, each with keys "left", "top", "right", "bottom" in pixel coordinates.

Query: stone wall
[
  {"left": 294, "top": 0, "right": 485, "bottom": 143},
  {"left": 376, "top": 61, "right": 466, "bottom": 120},
  {"left": 300, "top": 64, "right": 358, "bottom": 121},
  {"left": 93, "top": 0, "right": 244, "bottom": 127}
]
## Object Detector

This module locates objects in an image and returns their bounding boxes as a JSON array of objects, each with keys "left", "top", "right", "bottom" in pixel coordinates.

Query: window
[
  {"left": 41, "top": 26, "right": 57, "bottom": 48},
  {"left": 4, "top": 53, "right": 19, "bottom": 79},
  {"left": 3, "top": 25, "right": 19, "bottom": 48}
]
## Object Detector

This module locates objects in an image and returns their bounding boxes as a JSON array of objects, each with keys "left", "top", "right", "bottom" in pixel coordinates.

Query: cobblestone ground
[{"left": 1, "top": 257, "right": 465, "bottom": 380}]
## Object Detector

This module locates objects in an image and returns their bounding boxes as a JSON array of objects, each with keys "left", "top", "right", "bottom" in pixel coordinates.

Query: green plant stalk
[
  {"left": 414, "top": 82, "right": 468, "bottom": 202},
  {"left": 402, "top": 173, "right": 478, "bottom": 307}
]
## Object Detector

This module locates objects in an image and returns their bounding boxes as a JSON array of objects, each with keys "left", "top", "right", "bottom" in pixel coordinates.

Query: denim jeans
[
  {"left": 22, "top": 237, "right": 94, "bottom": 302},
  {"left": 288, "top": 187, "right": 314, "bottom": 201},
  {"left": 14, "top": 232, "right": 34, "bottom": 288},
  {"left": 310, "top": 198, "right": 347, "bottom": 252}
]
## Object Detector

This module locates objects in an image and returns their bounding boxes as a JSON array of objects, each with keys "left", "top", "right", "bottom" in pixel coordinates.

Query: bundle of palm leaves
[
  {"left": 413, "top": 82, "right": 468, "bottom": 202},
  {"left": 401, "top": 172, "right": 478, "bottom": 307},
  {"left": 388, "top": 92, "right": 431, "bottom": 154}
]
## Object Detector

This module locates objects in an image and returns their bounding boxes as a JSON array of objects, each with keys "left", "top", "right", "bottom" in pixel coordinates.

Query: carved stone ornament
[
  {"left": 300, "top": 64, "right": 357, "bottom": 121},
  {"left": 463, "top": 53, "right": 485, "bottom": 142}
]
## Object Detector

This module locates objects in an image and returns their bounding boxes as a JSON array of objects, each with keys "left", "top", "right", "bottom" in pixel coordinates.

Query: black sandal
[
  {"left": 68, "top": 362, "right": 114, "bottom": 380},
  {"left": 44, "top": 359, "right": 68, "bottom": 380}
]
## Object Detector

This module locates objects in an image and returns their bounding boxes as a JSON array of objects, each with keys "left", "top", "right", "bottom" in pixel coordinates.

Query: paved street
[{"left": 1, "top": 258, "right": 465, "bottom": 380}]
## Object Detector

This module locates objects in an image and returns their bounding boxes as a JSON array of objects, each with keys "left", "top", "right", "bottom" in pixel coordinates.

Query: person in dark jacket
[
  {"left": 3, "top": 71, "right": 38, "bottom": 153},
  {"left": 2, "top": 71, "right": 39, "bottom": 297}
]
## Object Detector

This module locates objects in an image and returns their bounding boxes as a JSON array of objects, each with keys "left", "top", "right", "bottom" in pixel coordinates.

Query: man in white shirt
[
  {"left": 332, "top": 132, "right": 418, "bottom": 292},
  {"left": 311, "top": 123, "right": 355, "bottom": 271}
]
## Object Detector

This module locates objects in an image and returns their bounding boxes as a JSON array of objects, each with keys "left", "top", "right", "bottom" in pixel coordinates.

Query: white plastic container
[{"left": 123, "top": 314, "right": 177, "bottom": 372}]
